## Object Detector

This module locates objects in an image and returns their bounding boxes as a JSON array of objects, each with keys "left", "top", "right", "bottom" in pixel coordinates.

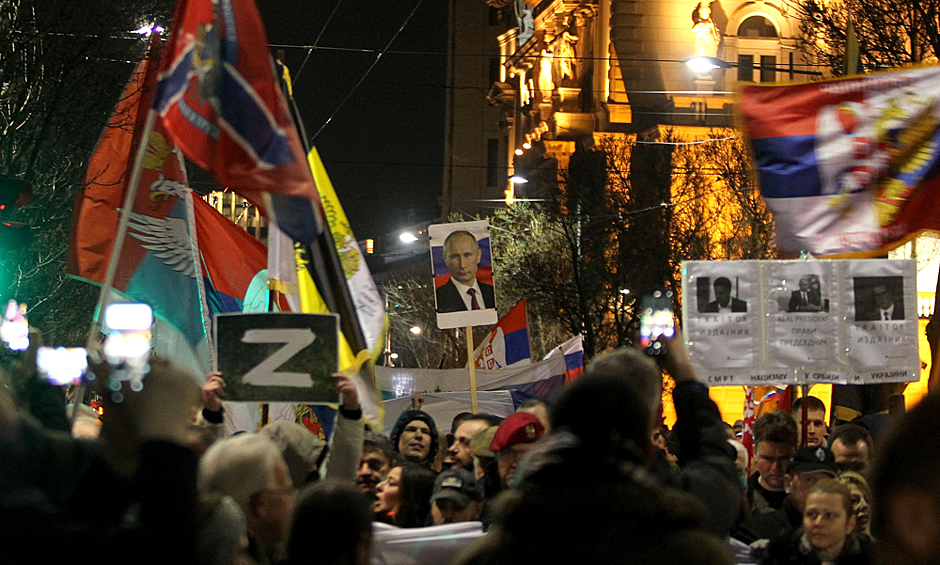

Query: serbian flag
[
  {"left": 544, "top": 335, "right": 585, "bottom": 382},
  {"left": 740, "top": 66, "right": 940, "bottom": 257},
  {"left": 68, "top": 39, "right": 212, "bottom": 376},
  {"left": 192, "top": 195, "right": 288, "bottom": 316},
  {"left": 472, "top": 300, "right": 532, "bottom": 369},
  {"left": 153, "top": 0, "right": 324, "bottom": 245}
]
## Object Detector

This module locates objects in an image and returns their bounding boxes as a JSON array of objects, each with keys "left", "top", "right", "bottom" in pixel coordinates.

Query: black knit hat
[{"left": 388, "top": 410, "right": 439, "bottom": 466}]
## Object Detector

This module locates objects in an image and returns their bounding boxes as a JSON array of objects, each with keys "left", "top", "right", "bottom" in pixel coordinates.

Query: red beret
[{"left": 490, "top": 412, "right": 545, "bottom": 453}]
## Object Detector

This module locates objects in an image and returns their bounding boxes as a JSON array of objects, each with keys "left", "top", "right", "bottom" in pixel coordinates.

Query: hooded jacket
[{"left": 388, "top": 410, "right": 439, "bottom": 467}]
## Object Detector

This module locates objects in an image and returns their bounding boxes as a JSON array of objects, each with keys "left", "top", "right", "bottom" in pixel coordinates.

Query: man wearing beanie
[{"left": 388, "top": 410, "right": 439, "bottom": 468}]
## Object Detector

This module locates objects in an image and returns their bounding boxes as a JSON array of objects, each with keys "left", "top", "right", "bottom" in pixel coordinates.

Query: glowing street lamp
[
  {"left": 409, "top": 326, "right": 422, "bottom": 335},
  {"left": 399, "top": 232, "right": 418, "bottom": 243}
]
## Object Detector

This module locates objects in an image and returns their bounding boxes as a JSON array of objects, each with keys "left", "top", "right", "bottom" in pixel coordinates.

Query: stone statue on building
[
  {"left": 691, "top": 2, "right": 721, "bottom": 58},
  {"left": 556, "top": 18, "right": 579, "bottom": 81},
  {"left": 538, "top": 37, "right": 555, "bottom": 101},
  {"left": 514, "top": 0, "right": 535, "bottom": 45}
]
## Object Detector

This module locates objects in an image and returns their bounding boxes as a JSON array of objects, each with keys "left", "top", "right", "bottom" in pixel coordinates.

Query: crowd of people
[{"left": 1, "top": 330, "right": 939, "bottom": 565}]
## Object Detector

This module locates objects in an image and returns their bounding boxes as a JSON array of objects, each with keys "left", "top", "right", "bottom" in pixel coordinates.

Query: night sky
[{"left": 254, "top": 0, "right": 448, "bottom": 242}]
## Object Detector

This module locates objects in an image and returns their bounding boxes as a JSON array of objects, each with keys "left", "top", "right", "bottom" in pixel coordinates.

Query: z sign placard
[{"left": 216, "top": 313, "right": 339, "bottom": 403}]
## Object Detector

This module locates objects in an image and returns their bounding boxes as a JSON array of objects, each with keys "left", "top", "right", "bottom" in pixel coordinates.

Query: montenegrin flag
[
  {"left": 740, "top": 66, "right": 940, "bottom": 257},
  {"left": 68, "top": 39, "right": 212, "bottom": 376},
  {"left": 153, "top": 0, "right": 325, "bottom": 245}
]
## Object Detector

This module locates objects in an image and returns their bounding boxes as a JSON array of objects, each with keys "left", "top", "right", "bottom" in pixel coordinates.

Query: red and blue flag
[
  {"left": 740, "top": 66, "right": 940, "bottom": 257},
  {"left": 153, "top": 0, "right": 324, "bottom": 244},
  {"left": 473, "top": 300, "right": 531, "bottom": 369}
]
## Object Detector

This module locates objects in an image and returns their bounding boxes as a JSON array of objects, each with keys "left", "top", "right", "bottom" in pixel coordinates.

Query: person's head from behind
[
  {"left": 803, "top": 479, "right": 856, "bottom": 560},
  {"left": 196, "top": 493, "right": 249, "bottom": 565},
  {"left": 287, "top": 480, "right": 372, "bottom": 565},
  {"left": 839, "top": 471, "right": 872, "bottom": 536},
  {"left": 753, "top": 411, "right": 798, "bottom": 491},
  {"left": 575, "top": 347, "right": 663, "bottom": 457},
  {"left": 792, "top": 395, "right": 827, "bottom": 447},
  {"left": 785, "top": 446, "right": 838, "bottom": 512},
  {"left": 430, "top": 468, "right": 484, "bottom": 524},
  {"left": 443, "top": 230, "right": 482, "bottom": 286},
  {"left": 200, "top": 433, "right": 295, "bottom": 559},
  {"left": 357, "top": 433, "right": 395, "bottom": 497},
  {"left": 713, "top": 277, "right": 732, "bottom": 307},
  {"left": 446, "top": 413, "right": 502, "bottom": 471},
  {"left": 389, "top": 410, "right": 438, "bottom": 466},
  {"left": 829, "top": 423, "right": 873, "bottom": 479},
  {"left": 259, "top": 421, "right": 327, "bottom": 487},
  {"left": 871, "top": 393, "right": 940, "bottom": 565}
]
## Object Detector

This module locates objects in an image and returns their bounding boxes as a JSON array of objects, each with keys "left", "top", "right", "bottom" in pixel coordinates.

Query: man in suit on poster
[
  {"left": 788, "top": 276, "right": 824, "bottom": 312},
  {"left": 435, "top": 230, "right": 496, "bottom": 313},
  {"left": 857, "top": 283, "right": 904, "bottom": 321},
  {"left": 701, "top": 276, "right": 747, "bottom": 313}
]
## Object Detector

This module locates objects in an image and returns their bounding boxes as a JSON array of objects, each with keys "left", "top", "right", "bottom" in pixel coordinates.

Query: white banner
[
  {"left": 375, "top": 354, "right": 567, "bottom": 397},
  {"left": 683, "top": 259, "right": 919, "bottom": 386}
]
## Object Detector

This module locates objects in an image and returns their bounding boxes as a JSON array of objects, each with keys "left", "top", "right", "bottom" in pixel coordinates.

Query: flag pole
[
  {"left": 85, "top": 109, "right": 157, "bottom": 347},
  {"left": 927, "top": 261, "right": 940, "bottom": 393},
  {"left": 72, "top": 108, "right": 158, "bottom": 428},
  {"left": 466, "top": 326, "right": 478, "bottom": 412}
]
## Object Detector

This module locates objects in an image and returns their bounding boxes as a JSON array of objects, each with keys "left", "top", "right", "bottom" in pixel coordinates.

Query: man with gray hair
[{"left": 200, "top": 433, "right": 295, "bottom": 565}]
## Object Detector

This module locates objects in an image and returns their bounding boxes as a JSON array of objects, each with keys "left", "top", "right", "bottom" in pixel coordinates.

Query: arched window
[{"left": 738, "top": 16, "right": 778, "bottom": 38}]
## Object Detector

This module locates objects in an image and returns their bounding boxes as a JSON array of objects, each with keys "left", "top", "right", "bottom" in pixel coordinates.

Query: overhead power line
[{"left": 309, "top": 0, "right": 426, "bottom": 142}]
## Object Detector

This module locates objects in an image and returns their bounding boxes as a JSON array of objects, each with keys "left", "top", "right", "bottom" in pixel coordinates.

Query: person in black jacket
[
  {"left": 754, "top": 479, "right": 871, "bottom": 565},
  {"left": 735, "top": 446, "right": 838, "bottom": 544}
]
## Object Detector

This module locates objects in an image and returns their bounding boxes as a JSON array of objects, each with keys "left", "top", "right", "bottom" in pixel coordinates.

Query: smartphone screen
[
  {"left": 37, "top": 346, "right": 88, "bottom": 386},
  {"left": 102, "top": 303, "right": 152, "bottom": 378},
  {"left": 640, "top": 289, "right": 675, "bottom": 356},
  {"left": 0, "top": 300, "right": 29, "bottom": 351}
]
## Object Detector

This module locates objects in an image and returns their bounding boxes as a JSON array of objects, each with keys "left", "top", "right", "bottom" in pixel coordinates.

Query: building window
[
  {"left": 760, "top": 55, "right": 777, "bottom": 82},
  {"left": 486, "top": 138, "right": 500, "bottom": 187},
  {"left": 488, "top": 6, "right": 501, "bottom": 26},
  {"left": 489, "top": 58, "right": 501, "bottom": 86},
  {"left": 738, "top": 16, "right": 778, "bottom": 38},
  {"left": 738, "top": 54, "right": 754, "bottom": 82}
]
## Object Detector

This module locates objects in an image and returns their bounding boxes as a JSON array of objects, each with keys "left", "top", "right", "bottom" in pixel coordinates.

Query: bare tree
[
  {"left": 786, "top": 0, "right": 940, "bottom": 72},
  {"left": 0, "top": 0, "right": 171, "bottom": 347}
]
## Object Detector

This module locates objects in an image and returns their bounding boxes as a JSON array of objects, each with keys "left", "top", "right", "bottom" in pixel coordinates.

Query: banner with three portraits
[{"left": 682, "top": 259, "right": 919, "bottom": 386}]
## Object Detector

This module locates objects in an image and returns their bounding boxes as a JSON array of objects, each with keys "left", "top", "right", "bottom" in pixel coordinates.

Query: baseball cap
[
  {"left": 469, "top": 425, "right": 499, "bottom": 458},
  {"left": 431, "top": 468, "right": 484, "bottom": 508},
  {"left": 489, "top": 412, "right": 545, "bottom": 453},
  {"left": 789, "top": 446, "right": 837, "bottom": 476}
]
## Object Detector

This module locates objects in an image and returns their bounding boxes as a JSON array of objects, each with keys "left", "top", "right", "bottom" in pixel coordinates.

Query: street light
[
  {"left": 683, "top": 56, "right": 823, "bottom": 76},
  {"left": 409, "top": 325, "right": 422, "bottom": 335},
  {"left": 399, "top": 232, "right": 418, "bottom": 243},
  {"left": 509, "top": 174, "right": 529, "bottom": 184}
]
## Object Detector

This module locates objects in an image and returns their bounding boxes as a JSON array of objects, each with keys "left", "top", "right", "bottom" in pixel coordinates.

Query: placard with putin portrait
[
  {"left": 429, "top": 221, "right": 499, "bottom": 329},
  {"left": 767, "top": 261, "right": 839, "bottom": 370}
]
